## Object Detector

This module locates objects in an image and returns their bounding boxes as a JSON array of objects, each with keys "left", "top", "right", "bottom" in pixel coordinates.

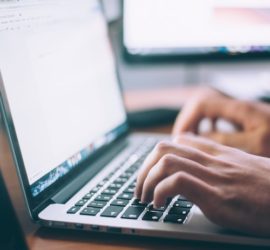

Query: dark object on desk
[
  {"left": 0, "top": 171, "right": 29, "bottom": 250},
  {"left": 259, "top": 95, "right": 270, "bottom": 104},
  {"left": 127, "top": 108, "right": 180, "bottom": 128}
]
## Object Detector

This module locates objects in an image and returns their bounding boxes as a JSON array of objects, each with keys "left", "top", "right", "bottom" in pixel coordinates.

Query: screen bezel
[
  {"left": 121, "top": 0, "right": 270, "bottom": 62},
  {"left": 0, "top": 1, "right": 130, "bottom": 219}
]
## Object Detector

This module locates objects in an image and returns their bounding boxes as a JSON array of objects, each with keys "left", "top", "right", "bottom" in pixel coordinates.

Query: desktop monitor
[{"left": 123, "top": 0, "right": 270, "bottom": 61}]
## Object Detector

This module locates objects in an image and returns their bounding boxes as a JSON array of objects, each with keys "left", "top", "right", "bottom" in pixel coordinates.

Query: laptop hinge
[{"left": 50, "top": 137, "right": 128, "bottom": 204}]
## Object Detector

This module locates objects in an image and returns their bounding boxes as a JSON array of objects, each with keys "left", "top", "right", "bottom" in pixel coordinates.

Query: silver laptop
[{"left": 0, "top": 0, "right": 269, "bottom": 246}]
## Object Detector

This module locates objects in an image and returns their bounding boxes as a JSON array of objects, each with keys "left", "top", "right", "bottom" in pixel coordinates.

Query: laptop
[
  {"left": 0, "top": 170, "right": 29, "bottom": 250},
  {"left": 0, "top": 0, "right": 269, "bottom": 246}
]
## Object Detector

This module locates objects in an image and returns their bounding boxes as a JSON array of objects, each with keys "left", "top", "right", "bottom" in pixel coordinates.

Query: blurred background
[{"left": 102, "top": 0, "right": 270, "bottom": 100}]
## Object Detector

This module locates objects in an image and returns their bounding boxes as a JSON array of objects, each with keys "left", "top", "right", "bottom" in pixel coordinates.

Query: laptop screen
[{"left": 0, "top": 0, "right": 127, "bottom": 197}]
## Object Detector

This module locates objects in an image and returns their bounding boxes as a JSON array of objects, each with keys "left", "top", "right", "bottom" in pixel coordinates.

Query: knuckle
[
  {"left": 173, "top": 134, "right": 186, "bottom": 144},
  {"left": 155, "top": 141, "right": 171, "bottom": 154},
  {"left": 173, "top": 135, "right": 181, "bottom": 144},
  {"left": 158, "top": 162, "right": 168, "bottom": 176},
  {"left": 160, "top": 154, "right": 175, "bottom": 168},
  {"left": 174, "top": 172, "right": 187, "bottom": 186}
]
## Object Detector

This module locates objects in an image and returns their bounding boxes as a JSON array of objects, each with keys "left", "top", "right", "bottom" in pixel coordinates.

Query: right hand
[
  {"left": 173, "top": 88, "right": 270, "bottom": 157},
  {"left": 136, "top": 134, "right": 270, "bottom": 236}
]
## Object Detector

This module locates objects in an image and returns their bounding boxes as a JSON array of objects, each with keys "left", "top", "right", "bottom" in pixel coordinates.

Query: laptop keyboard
[{"left": 67, "top": 138, "right": 193, "bottom": 225}]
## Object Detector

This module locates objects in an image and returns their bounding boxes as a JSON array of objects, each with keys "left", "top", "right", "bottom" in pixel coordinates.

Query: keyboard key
[
  {"left": 173, "top": 201, "right": 193, "bottom": 209},
  {"left": 169, "top": 207, "right": 190, "bottom": 216},
  {"left": 108, "top": 183, "right": 122, "bottom": 190},
  {"left": 88, "top": 201, "right": 107, "bottom": 208},
  {"left": 118, "top": 193, "right": 133, "bottom": 200},
  {"left": 111, "top": 199, "right": 129, "bottom": 207},
  {"left": 120, "top": 172, "right": 133, "bottom": 178},
  {"left": 177, "top": 195, "right": 187, "bottom": 201},
  {"left": 83, "top": 192, "right": 95, "bottom": 200},
  {"left": 128, "top": 182, "right": 136, "bottom": 188},
  {"left": 95, "top": 194, "right": 113, "bottom": 202},
  {"left": 67, "top": 206, "right": 80, "bottom": 214},
  {"left": 114, "top": 165, "right": 121, "bottom": 171},
  {"left": 164, "top": 214, "right": 186, "bottom": 224},
  {"left": 148, "top": 204, "right": 167, "bottom": 212},
  {"left": 125, "top": 169, "right": 135, "bottom": 175},
  {"left": 142, "top": 211, "right": 163, "bottom": 222},
  {"left": 124, "top": 186, "right": 135, "bottom": 194},
  {"left": 80, "top": 207, "right": 100, "bottom": 216},
  {"left": 121, "top": 206, "right": 145, "bottom": 220},
  {"left": 126, "top": 165, "right": 139, "bottom": 174},
  {"left": 114, "top": 177, "right": 129, "bottom": 184},
  {"left": 101, "top": 206, "right": 123, "bottom": 218},
  {"left": 107, "top": 172, "right": 115, "bottom": 178},
  {"left": 102, "top": 189, "right": 117, "bottom": 195},
  {"left": 75, "top": 199, "right": 88, "bottom": 207},
  {"left": 132, "top": 199, "right": 148, "bottom": 207},
  {"left": 99, "top": 179, "right": 107, "bottom": 186},
  {"left": 91, "top": 185, "right": 102, "bottom": 193}
]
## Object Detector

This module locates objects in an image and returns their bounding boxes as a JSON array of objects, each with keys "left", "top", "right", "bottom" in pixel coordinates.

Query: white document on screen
[{"left": 0, "top": 0, "right": 126, "bottom": 184}]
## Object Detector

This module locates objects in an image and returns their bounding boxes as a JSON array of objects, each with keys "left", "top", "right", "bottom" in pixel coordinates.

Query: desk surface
[{"left": 0, "top": 87, "right": 262, "bottom": 250}]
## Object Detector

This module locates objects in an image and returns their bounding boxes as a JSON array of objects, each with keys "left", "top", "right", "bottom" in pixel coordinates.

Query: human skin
[
  {"left": 173, "top": 88, "right": 270, "bottom": 157},
  {"left": 135, "top": 134, "right": 270, "bottom": 236}
]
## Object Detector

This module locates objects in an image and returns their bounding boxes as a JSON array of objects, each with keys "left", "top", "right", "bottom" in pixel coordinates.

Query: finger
[
  {"left": 173, "top": 95, "right": 246, "bottom": 135},
  {"left": 141, "top": 154, "right": 219, "bottom": 203},
  {"left": 172, "top": 98, "right": 203, "bottom": 135},
  {"left": 135, "top": 141, "right": 213, "bottom": 199},
  {"left": 173, "top": 134, "right": 223, "bottom": 155},
  {"left": 203, "top": 132, "right": 249, "bottom": 152},
  {"left": 153, "top": 172, "right": 218, "bottom": 210}
]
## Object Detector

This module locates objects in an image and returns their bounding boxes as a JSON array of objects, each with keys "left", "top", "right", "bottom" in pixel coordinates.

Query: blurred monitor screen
[{"left": 123, "top": 0, "right": 270, "bottom": 59}]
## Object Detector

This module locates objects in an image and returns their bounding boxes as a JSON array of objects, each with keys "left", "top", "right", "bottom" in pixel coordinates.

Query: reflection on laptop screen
[{"left": 0, "top": 0, "right": 127, "bottom": 196}]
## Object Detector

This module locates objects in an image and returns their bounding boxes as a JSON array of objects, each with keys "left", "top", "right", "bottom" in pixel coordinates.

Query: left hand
[
  {"left": 172, "top": 87, "right": 270, "bottom": 157},
  {"left": 135, "top": 134, "right": 270, "bottom": 236}
]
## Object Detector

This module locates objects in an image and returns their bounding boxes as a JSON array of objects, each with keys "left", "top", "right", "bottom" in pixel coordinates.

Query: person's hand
[
  {"left": 135, "top": 134, "right": 270, "bottom": 236},
  {"left": 173, "top": 88, "right": 270, "bottom": 157}
]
